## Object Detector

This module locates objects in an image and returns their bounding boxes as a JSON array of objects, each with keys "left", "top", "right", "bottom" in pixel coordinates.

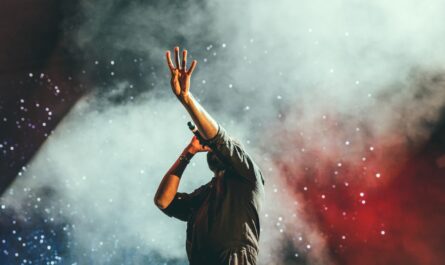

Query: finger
[
  {"left": 174, "top": 46, "right": 181, "bottom": 70},
  {"left": 187, "top": 60, "right": 197, "bottom": 75},
  {"left": 166, "top": 51, "right": 175, "bottom": 72},
  {"left": 182, "top": 49, "right": 187, "bottom": 71}
]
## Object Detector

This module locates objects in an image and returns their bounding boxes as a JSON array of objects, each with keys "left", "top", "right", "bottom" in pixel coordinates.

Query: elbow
[{"left": 153, "top": 196, "right": 168, "bottom": 209}]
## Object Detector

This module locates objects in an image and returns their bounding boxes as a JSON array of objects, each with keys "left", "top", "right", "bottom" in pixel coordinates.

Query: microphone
[{"left": 187, "top": 121, "right": 209, "bottom": 146}]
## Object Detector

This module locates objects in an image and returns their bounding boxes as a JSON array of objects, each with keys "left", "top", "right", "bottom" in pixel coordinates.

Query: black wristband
[
  {"left": 180, "top": 150, "right": 195, "bottom": 164},
  {"left": 179, "top": 155, "right": 191, "bottom": 164}
]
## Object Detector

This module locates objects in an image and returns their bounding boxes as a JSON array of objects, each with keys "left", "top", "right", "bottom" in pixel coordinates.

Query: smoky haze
[{"left": 2, "top": 0, "right": 445, "bottom": 264}]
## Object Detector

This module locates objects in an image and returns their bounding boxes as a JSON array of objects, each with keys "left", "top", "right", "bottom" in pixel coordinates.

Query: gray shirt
[{"left": 161, "top": 125, "right": 265, "bottom": 265}]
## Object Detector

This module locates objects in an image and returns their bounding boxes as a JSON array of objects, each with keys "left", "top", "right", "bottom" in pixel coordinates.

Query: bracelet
[{"left": 179, "top": 154, "right": 191, "bottom": 164}]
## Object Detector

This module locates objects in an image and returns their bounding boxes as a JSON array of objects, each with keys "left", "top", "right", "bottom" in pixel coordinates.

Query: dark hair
[
  {"left": 206, "top": 137, "right": 243, "bottom": 172},
  {"left": 206, "top": 151, "right": 226, "bottom": 172}
]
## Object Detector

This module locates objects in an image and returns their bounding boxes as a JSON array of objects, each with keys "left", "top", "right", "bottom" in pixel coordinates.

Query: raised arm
[
  {"left": 165, "top": 47, "right": 218, "bottom": 140},
  {"left": 165, "top": 47, "right": 264, "bottom": 185}
]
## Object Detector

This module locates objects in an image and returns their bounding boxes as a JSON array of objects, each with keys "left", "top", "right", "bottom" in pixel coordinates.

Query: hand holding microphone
[
  {"left": 186, "top": 121, "right": 211, "bottom": 154},
  {"left": 187, "top": 121, "right": 210, "bottom": 147}
]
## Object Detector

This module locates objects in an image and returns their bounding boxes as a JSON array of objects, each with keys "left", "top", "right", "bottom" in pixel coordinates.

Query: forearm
[
  {"left": 181, "top": 93, "right": 218, "bottom": 140},
  {"left": 154, "top": 149, "right": 194, "bottom": 209}
]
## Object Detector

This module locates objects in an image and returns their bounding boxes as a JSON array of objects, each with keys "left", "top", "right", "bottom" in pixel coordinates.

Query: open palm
[{"left": 166, "top": 47, "right": 197, "bottom": 102}]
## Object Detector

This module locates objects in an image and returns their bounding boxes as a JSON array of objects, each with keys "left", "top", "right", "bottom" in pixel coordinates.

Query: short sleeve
[
  {"left": 206, "top": 124, "right": 265, "bottom": 186},
  {"left": 160, "top": 183, "right": 210, "bottom": 222}
]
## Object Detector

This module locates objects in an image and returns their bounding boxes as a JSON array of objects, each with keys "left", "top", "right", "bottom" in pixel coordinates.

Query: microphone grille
[{"left": 187, "top": 121, "right": 195, "bottom": 130}]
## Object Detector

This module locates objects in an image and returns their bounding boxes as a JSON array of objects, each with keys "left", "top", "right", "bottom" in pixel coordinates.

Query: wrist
[
  {"left": 180, "top": 93, "right": 193, "bottom": 106},
  {"left": 182, "top": 147, "right": 196, "bottom": 157},
  {"left": 179, "top": 154, "right": 191, "bottom": 164},
  {"left": 179, "top": 149, "right": 194, "bottom": 165}
]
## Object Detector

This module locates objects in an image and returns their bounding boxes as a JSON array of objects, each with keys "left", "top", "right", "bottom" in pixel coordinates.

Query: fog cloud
[{"left": 2, "top": 0, "right": 445, "bottom": 264}]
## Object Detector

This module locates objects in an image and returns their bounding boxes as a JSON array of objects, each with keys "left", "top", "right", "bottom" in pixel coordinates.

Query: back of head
[{"left": 206, "top": 136, "right": 243, "bottom": 173}]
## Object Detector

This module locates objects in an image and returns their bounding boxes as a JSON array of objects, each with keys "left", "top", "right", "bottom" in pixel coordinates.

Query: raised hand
[{"left": 166, "top": 47, "right": 197, "bottom": 103}]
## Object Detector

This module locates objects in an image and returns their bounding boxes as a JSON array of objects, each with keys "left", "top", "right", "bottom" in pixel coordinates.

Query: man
[{"left": 154, "top": 47, "right": 265, "bottom": 265}]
